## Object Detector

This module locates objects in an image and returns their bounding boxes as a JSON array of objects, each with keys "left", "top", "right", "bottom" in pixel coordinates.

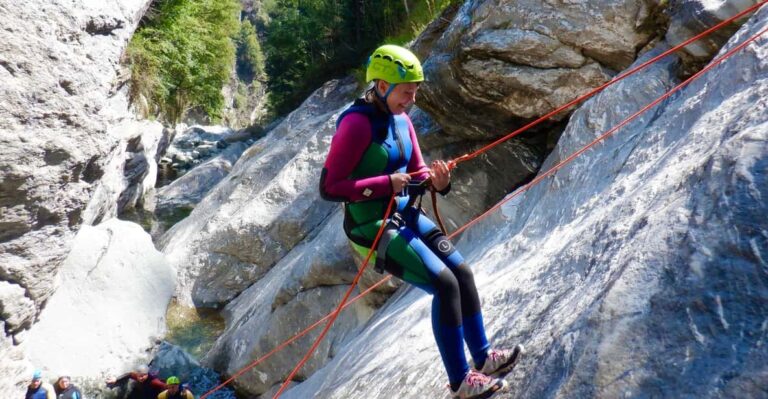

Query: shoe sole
[
  {"left": 488, "top": 344, "right": 525, "bottom": 377},
  {"left": 452, "top": 378, "right": 509, "bottom": 399}
]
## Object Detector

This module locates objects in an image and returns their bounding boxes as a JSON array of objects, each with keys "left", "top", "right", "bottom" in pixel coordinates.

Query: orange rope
[{"left": 271, "top": 195, "right": 397, "bottom": 398}]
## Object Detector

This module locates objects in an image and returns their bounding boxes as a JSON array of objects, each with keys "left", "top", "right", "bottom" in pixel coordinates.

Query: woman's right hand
[{"left": 389, "top": 173, "right": 412, "bottom": 193}]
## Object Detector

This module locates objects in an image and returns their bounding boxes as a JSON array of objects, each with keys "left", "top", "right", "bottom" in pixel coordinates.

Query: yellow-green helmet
[
  {"left": 166, "top": 376, "right": 180, "bottom": 385},
  {"left": 366, "top": 44, "right": 424, "bottom": 84}
]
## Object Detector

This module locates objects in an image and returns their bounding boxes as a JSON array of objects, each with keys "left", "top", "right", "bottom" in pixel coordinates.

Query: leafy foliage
[
  {"left": 127, "top": 0, "right": 241, "bottom": 124},
  {"left": 236, "top": 19, "right": 266, "bottom": 82},
  {"left": 126, "top": 0, "right": 459, "bottom": 123}
]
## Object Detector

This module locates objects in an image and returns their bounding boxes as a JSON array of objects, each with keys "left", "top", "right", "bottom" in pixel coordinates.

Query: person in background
[
  {"left": 25, "top": 369, "right": 55, "bottom": 399},
  {"left": 157, "top": 376, "right": 194, "bottom": 399},
  {"left": 105, "top": 365, "right": 166, "bottom": 399},
  {"left": 53, "top": 375, "right": 83, "bottom": 399}
]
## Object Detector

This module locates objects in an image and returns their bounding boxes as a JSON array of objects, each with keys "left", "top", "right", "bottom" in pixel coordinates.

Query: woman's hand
[
  {"left": 390, "top": 172, "right": 412, "bottom": 193},
  {"left": 429, "top": 160, "right": 450, "bottom": 192}
]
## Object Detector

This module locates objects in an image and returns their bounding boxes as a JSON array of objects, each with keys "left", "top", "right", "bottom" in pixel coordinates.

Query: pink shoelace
[
  {"left": 465, "top": 370, "right": 492, "bottom": 387},
  {"left": 488, "top": 349, "right": 507, "bottom": 362}
]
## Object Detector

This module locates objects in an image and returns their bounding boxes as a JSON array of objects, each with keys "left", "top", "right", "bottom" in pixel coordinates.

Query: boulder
[
  {"left": 417, "top": 0, "right": 663, "bottom": 141},
  {"left": 150, "top": 341, "right": 200, "bottom": 380},
  {"left": 0, "top": 282, "right": 36, "bottom": 336},
  {"left": 151, "top": 342, "right": 237, "bottom": 399},
  {"left": 202, "top": 213, "right": 374, "bottom": 396},
  {"left": 82, "top": 117, "right": 165, "bottom": 223},
  {"left": 23, "top": 218, "right": 175, "bottom": 379},
  {"left": 155, "top": 141, "right": 250, "bottom": 232}
]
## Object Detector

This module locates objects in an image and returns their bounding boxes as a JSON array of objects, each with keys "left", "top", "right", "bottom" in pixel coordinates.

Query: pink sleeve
[
  {"left": 321, "top": 113, "right": 393, "bottom": 202},
  {"left": 405, "top": 116, "right": 430, "bottom": 181}
]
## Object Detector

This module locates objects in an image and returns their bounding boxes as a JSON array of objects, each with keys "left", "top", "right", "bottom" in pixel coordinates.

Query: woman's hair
[{"left": 364, "top": 82, "right": 389, "bottom": 114}]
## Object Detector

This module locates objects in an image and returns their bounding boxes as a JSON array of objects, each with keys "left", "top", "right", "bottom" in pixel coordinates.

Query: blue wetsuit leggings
[{"left": 376, "top": 206, "right": 490, "bottom": 385}]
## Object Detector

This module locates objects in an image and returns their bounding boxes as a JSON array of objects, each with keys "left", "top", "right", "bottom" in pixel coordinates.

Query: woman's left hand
[{"left": 429, "top": 160, "right": 450, "bottom": 192}]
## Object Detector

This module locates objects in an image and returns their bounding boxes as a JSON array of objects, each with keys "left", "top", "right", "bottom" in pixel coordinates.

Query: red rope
[
  {"left": 271, "top": 195, "right": 397, "bottom": 398},
  {"left": 199, "top": 4, "right": 767, "bottom": 397}
]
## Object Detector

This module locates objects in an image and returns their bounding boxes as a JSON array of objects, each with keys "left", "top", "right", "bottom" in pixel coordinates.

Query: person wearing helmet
[
  {"left": 157, "top": 376, "right": 193, "bottom": 399},
  {"left": 25, "top": 369, "right": 55, "bottom": 399},
  {"left": 320, "top": 44, "right": 524, "bottom": 399},
  {"left": 105, "top": 365, "right": 166, "bottom": 399}
]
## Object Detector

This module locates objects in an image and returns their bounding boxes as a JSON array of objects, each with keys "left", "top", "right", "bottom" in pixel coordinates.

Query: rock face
[
  {"left": 0, "top": 0, "right": 154, "bottom": 394},
  {"left": 23, "top": 218, "right": 175, "bottom": 379},
  {"left": 154, "top": 125, "right": 253, "bottom": 234},
  {"left": 155, "top": 141, "right": 249, "bottom": 230},
  {"left": 202, "top": 211, "right": 378, "bottom": 396},
  {"left": 161, "top": 77, "right": 359, "bottom": 307},
  {"left": 276, "top": 6, "right": 768, "bottom": 398},
  {"left": 151, "top": 342, "right": 237, "bottom": 399},
  {"left": 82, "top": 117, "right": 165, "bottom": 223},
  {"left": 417, "top": 0, "right": 663, "bottom": 141}
]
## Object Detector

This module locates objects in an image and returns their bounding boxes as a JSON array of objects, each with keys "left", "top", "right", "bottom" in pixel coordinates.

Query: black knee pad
[{"left": 425, "top": 228, "right": 457, "bottom": 259}]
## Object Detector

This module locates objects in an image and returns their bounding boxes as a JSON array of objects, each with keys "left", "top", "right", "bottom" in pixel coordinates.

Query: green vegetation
[
  {"left": 236, "top": 19, "right": 266, "bottom": 82},
  {"left": 126, "top": 0, "right": 459, "bottom": 123},
  {"left": 126, "top": 0, "right": 241, "bottom": 124},
  {"left": 263, "top": 0, "right": 461, "bottom": 115}
]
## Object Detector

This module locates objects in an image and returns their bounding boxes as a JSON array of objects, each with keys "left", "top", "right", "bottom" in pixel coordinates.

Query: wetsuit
[
  {"left": 320, "top": 99, "right": 491, "bottom": 385},
  {"left": 25, "top": 382, "right": 55, "bottom": 399},
  {"left": 108, "top": 372, "right": 166, "bottom": 399},
  {"left": 54, "top": 384, "right": 82, "bottom": 399}
]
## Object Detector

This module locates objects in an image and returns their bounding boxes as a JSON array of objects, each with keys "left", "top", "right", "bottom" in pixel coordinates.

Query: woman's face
[
  {"left": 378, "top": 81, "right": 419, "bottom": 114},
  {"left": 57, "top": 377, "right": 70, "bottom": 390}
]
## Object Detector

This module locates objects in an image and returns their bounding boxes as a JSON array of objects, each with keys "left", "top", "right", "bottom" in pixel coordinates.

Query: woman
[
  {"left": 320, "top": 44, "right": 523, "bottom": 398},
  {"left": 53, "top": 376, "right": 83, "bottom": 399}
]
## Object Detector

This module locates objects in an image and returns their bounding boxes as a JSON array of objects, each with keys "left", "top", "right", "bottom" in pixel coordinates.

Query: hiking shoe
[
  {"left": 449, "top": 370, "right": 508, "bottom": 399},
  {"left": 475, "top": 344, "right": 525, "bottom": 376}
]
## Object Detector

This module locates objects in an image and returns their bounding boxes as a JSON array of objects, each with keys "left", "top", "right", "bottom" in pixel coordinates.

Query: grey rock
[
  {"left": 161, "top": 77, "right": 358, "bottom": 307},
  {"left": 155, "top": 141, "right": 249, "bottom": 230},
  {"left": 0, "top": 282, "right": 36, "bottom": 336},
  {"left": 425, "top": 135, "right": 547, "bottom": 226},
  {"left": 417, "top": 0, "right": 662, "bottom": 140},
  {"left": 0, "top": 3, "right": 154, "bottom": 392},
  {"left": 160, "top": 124, "right": 254, "bottom": 182},
  {"left": 205, "top": 272, "right": 370, "bottom": 397},
  {"left": 23, "top": 218, "right": 175, "bottom": 380},
  {"left": 81, "top": 117, "right": 165, "bottom": 224},
  {"left": 0, "top": 322, "right": 29, "bottom": 397},
  {"left": 150, "top": 342, "right": 200, "bottom": 380},
  {"left": 200, "top": 209, "right": 394, "bottom": 397}
]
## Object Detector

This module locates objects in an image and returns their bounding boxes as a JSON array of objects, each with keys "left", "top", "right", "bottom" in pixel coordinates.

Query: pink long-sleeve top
[{"left": 321, "top": 111, "right": 430, "bottom": 202}]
